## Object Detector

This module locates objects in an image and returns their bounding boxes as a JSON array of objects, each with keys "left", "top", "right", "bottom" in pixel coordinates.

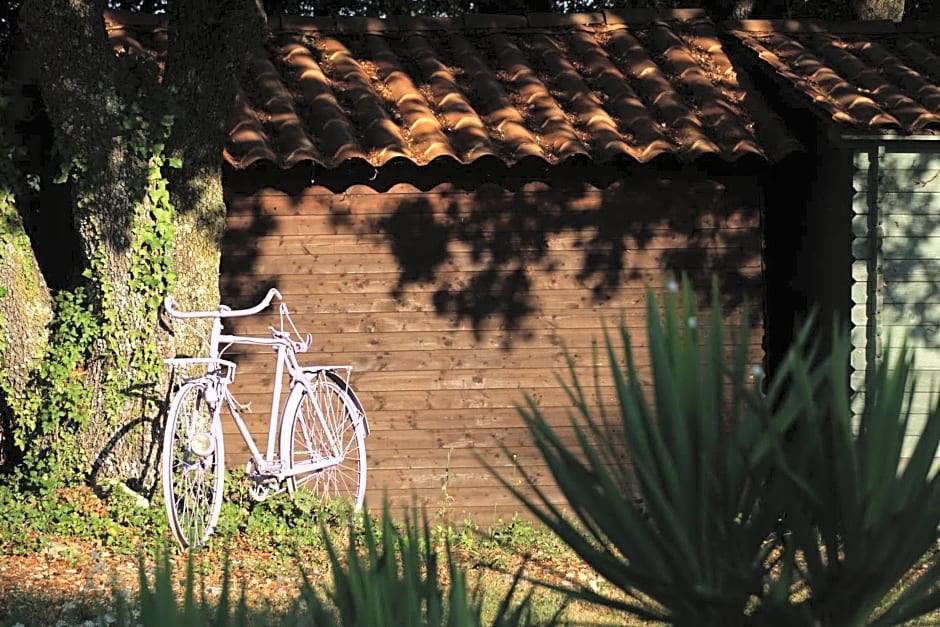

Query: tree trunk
[
  {"left": 164, "top": 0, "right": 268, "bottom": 334},
  {"left": 19, "top": 1, "right": 134, "bottom": 272},
  {"left": 0, "top": 84, "right": 53, "bottom": 470},
  {"left": 8, "top": 0, "right": 269, "bottom": 493},
  {"left": 18, "top": 0, "right": 168, "bottom": 488}
]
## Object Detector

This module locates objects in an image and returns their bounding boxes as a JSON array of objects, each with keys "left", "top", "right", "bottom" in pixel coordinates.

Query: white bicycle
[{"left": 161, "top": 288, "right": 369, "bottom": 547}]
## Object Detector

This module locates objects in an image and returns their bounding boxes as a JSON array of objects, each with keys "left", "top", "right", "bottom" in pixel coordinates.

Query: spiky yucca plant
[
  {"left": 295, "top": 504, "right": 560, "bottom": 627},
  {"left": 757, "top": 335, "right": 940, "bottom": 626},
  {"left": 117, "top": 503, "right": 561, "bottom": 627},
  {"left": 498, "top": 277, "right": 940, "bottom": 626},
  {"left": 117, "top": 551, "right": 261, "bottom": 627}
]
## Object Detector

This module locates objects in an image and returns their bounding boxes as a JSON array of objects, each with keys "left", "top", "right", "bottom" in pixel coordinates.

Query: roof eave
[{"left": 830, "top": 130, "right": 940, "bottom": 151}]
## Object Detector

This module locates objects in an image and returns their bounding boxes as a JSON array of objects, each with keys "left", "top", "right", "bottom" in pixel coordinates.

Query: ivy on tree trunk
[
  {"left": 1, "top": 0, "right": 269, "bottom": 492},
  {"left": 17, "top": 0, "right": 156, "bottom": 486}
]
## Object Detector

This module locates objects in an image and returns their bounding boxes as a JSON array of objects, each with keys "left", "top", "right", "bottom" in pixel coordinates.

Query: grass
[
  {"left": 0, "top": 484, "right": 936, "bottom": 626},
  {"left": 0, "top": 484, "right": 630, "bottom": 626}
]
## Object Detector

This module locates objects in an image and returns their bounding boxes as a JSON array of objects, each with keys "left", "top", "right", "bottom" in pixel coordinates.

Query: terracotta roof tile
[
  {"left": 728, "top": 20, "right": 940, "bottom": 135},
  {"left": 104, "top": 9, "right": 801, "bottom": 169}
]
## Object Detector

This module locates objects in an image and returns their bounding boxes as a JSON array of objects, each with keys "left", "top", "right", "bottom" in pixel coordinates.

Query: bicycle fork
[{"left": 179, "top": 381, "right": 221, "bottom": 467}]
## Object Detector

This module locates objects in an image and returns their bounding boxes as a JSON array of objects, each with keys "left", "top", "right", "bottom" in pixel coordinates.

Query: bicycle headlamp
[{"left": 190, "top": 433, "right": 215, "bottom": 457}]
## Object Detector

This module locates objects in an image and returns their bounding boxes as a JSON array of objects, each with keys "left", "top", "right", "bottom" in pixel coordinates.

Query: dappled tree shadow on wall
[
  {"left": 374, "top": 174, "right": 762, "bottom": 345},
  {"left": 871, "top": 154, "right": 940, "bottom": 350}
]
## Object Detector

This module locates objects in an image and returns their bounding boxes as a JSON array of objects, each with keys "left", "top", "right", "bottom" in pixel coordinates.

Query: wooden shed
[
  {"left": 729, "top": 20, "right": 940, "bottom": 462},
  {"left": 110, "top": 10, "right": 801, "bottom": 520}
]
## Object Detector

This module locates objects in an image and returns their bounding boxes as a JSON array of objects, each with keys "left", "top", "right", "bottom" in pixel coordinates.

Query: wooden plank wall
[
  {"left": 852, "top": 148, "right": 940, "bottom": 460},
  {"left": 218, "top": 174, "right": 765, "bottom": 522}
]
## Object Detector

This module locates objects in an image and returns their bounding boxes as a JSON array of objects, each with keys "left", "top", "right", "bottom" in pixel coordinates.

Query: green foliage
[
  {"left": 4, "top": 55, "right": 180, "bottom": 488},
  {"left": 11, "top": 287, "right": 99, "bottom": 488},
  {"left": 90, "top": 93, "right": 179, "bottom": 429},
  {"left": 211, "top": 473, "right": 359, "bottom": 554},
  {"left": 125, "top": 551, "right": 264, "bottom": 627},
  {"left": 430, "top": 513, "right": 566, "bottom": 573},
  {"left": 303, "top": 504, "right": 544, "bottom": 627},
  {"left": 0, "top": 482, "right": 166, "bottom": 556},
  {"left": 498, "top": 276, "right": 940, "bottom": 626},
  {"left": 0, "top": 481, "right": 590, "bottom": 623},
  {"left": 124, "top": 102, "right": 179, "bottom": 313},
  {"left": 757, "top": 336, "right": 940, "bottom": 626},
  {"left": 485, "top": 514, "right": 565, "bottom": 560}
]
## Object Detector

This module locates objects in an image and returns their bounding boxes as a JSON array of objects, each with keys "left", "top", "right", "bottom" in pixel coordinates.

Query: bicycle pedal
[{"left": 254, "top": 461, "right": 283, "bottom": 475}]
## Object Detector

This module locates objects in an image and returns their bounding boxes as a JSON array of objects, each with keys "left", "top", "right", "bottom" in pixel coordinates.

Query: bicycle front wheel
[
  {"left": 162, "top": 381, "right": 225, "bottom": 548},
  {"left": 280, "top": 376, "right": 367, "bottom": 509}
]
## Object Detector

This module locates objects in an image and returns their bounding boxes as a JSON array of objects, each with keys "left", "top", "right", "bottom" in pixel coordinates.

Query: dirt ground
[
  {"left": 0, "top": 532, "right": 620, "bottom": 626},
  {"left": 0, "top": 535, "right": 317, "bottom": 625}
]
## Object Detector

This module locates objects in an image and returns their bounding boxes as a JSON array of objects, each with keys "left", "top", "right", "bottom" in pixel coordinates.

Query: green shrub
[
  {"left": 760, "top": 330, "right": 940, "bottom": 625},
  {"left": 0, "top": 482, "right": 165, "bottom": 556},
  {"left": 498, "top": 277, "right": 940, "bottom": 626}
]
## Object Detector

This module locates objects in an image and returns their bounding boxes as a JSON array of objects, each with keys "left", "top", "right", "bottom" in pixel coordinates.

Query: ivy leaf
[{"left": 149, "top": 188, "right": 170, "bottom": 206}]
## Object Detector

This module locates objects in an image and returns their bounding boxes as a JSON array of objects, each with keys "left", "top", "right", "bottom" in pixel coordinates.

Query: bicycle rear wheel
[
  {"left": 162, "top": 381, "right": 225, "bottom": 547},
  {"left": 280, "top": 375, "right": 367, "bottom": 508}
]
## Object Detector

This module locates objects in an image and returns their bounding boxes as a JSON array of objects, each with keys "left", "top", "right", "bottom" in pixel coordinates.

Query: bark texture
[
  {"left": 851, "top": 0, "right": 905, "bottom": 20},
  {"left": 0, "top": 90, "right": 53, "bottom": 469},
  {"left": 164, "top": 0, "right": 268, "bottom": 329},
  {"left": 17, "top": 0, "right": 168, "bottom": 488},
  {"left": 20, "top": 0, "right": 135, "bottom": 267}
]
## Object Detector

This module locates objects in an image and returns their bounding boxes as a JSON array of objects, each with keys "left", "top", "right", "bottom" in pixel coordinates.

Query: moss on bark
[
  {"left": 0, "top": 192, "right": 53, "bottom": 468},
  {"left": 17, "top": 0, "right": 167, "bottom": 486},
  {"left": 0, "top": 70, "right": 53, "bottom": 469},
  {"left": 164, "top": 0, "right": 268, "bottom": 352}
]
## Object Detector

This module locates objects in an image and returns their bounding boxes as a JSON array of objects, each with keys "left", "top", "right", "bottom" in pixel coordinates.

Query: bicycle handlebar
[
  {"left": 164, "top": 288, "right": 283, "bottom": 319},
  {"left": 269, "top": 328, "right": 313, "bottom": 354}
]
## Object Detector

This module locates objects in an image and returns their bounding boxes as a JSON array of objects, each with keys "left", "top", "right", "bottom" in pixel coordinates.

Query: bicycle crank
[{"left": 245, "top": 460, "right": 280, "bottom": 502}]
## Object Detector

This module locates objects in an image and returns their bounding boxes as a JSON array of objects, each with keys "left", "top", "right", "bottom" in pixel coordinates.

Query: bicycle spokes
[
  {"left": 173, "top": 457, "right": 216, "bottom": 540},
  {"left": 163, "top": 382, "right": 225, "bottom": 548},
  {"left": 283, "top": 377, "right": 367, "bottom": 508},
  {"left": 295, "top": 411, "right": 323, "bottom": 463}
]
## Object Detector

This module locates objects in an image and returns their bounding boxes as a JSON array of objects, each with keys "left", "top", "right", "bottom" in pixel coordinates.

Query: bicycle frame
[{"left": 164, "top": 288, "right": 352, "bottom": 482}]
